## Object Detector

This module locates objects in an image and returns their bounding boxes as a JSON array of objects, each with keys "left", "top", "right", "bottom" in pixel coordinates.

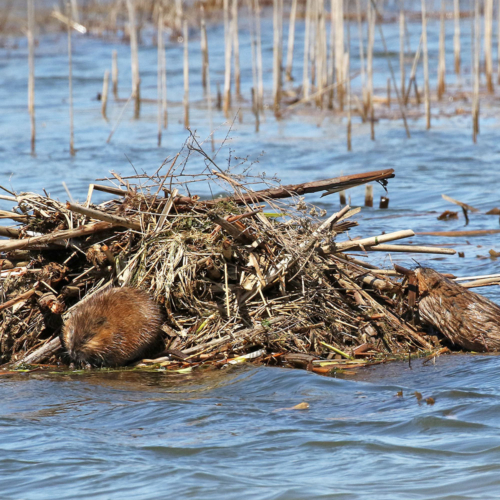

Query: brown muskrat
[
  {"left": 416, "top": 267, "right": 500, "bottom": 352},
  {"left": 62, "top": 286, "right": 164, "bottom": 367}
]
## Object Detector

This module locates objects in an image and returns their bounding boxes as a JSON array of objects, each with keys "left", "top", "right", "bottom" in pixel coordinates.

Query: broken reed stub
[{"left": 380, "top": 196, "right": 389, "bottom": 209}]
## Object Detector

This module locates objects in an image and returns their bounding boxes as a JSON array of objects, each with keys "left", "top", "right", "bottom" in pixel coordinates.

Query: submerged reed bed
[{"left": 8, "top": 137, "right": 499, "bottom": 376}]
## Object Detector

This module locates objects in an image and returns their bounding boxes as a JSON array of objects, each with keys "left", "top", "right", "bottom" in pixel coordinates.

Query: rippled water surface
[{"left": 2, "top": 13, "right": 500, "bottom": 499}]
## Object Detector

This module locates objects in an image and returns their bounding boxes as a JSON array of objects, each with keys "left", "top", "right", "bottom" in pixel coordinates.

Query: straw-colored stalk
[
  {"left": 232, "top": 0, "right": 241, "bottom": 98},
  {"left": 272, "top": 0, "right": 282, "bottom": 112},
  {"left": 183, "top": 20, "right": 189, "bottom": 129},
  {"left": 472, "top": 0, "right": 480, "bottom": 143},
  {"left": 399, "top": 10, "right": 405, "bottom": 99},
  {"left": 112, "top": 49, "right": 118, "bottom": 99},
  {"left": 248, "top": 0, "right": 260, "bottom": 130},
  {"left": 157, "top": 3, "right": 164, "bottom": 146},
  {"left": 27, "top": 0, "right": 35, "bottom": 154},
  {"left": 327, "top": 0, "right": 335, "bottom": 108},
  {"left": 346, "top": 52, "right": 351, "bottom": 151},
  {"left": 175, "top": 0, "right": 183, "bottom": 33},
  {"left": 201, "top": 5, "right": 214, "bottom": 151},
  {"left": 367, "top": 0, "right": 374, "bottom": 140},
  {"left": 101, "top": 70, "right": 109, "bottom": 120},
  {"left": 70, "top": 0, "right": 79, "bottom": 23},
  {"left": 254, "top": 0, "right": 264, "bottom": 111},
  {"left": 453, "top": 0, "right": 460, "bottom": 75},
  {"left": 126, "top": 0, "right": 140, "bottom": 119},
  {"left": 365, "top": 184, "right": 373, "bottom": 207},
  {"left": 201, "top": 5, "right": 209, "bottom": 91},
  {"left": 67, "top": 1, "right": 75, "bottom": 156},
  {"left": 302, "top": 0, "right": 312, "bottom": 99},
  {"left": 498, "top": 0, "right": 500, "bottom": 84},
  {"left": 334, "top": 0, "right": 344, "bottom": 110},
  {"left": 316, "top": 0, "right": 327, "bottom": 108},
  {"left": 484, "top": 0, "right": 494, "bottom": 92},
  {"left": 285, "top": 0, "right": 298, "bottom": 81},
  {"left": 405, "top": 34, "right": 422, "bottom": 105},
  {"left": 223, "top": 0, "right": 232, "bottom": 117},
  {"left": 421, "top": 0, "right": 430, "bottom": 130},
  {"left": 437, "top": 0, "right": 445, "bottom": 100}
]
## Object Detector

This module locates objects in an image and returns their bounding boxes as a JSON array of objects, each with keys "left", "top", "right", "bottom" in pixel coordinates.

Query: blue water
[{"left": 2, "top": 9, "right": 500, "bottom": 499}]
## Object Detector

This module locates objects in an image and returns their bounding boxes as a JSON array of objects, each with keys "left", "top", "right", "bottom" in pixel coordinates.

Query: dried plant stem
[
  {"left": 67, "top": 1, "right": 75, "bottom": 156},
  {"left": 285, "top": 0, "right": 298, "bottom": 81},
  {"left": 112, "top": 49, "right": 118, "bottom": 98},
  {"left": 302, "top": 0, "right": 312, "bottom": 99},
  {"left": 223, "top": 0, "right": 232, "bottom": 117},
  {"left": 27, "top": 0, "right": 35, "bottom": 154},
  {"left": 454, "top": 0, "right": 460, "bottom": 75},
  {"left": 399, "top": 10, "right": 405, "bottom": 99},
  {"left": 367, "top": 0, "right": 374, "bottom": 139},
  {"left": 334, "top": 0, "right": 344, "bottom": 110},
  {"left": 126, "top": 0, "right": 140, "bottom": 119},
  {"left": 484, "top": 0, "right": 494, "bottom": 92},
  {"left": 183, "top": 20, "right": 189, "bottom": 129},
  {"left": 232, "top": 0, "right": 241, "bottom": 98},
  {"left": 101, "top": 70, "right": 109, "bottom": 120},
  {"left": 472, "top": 0, "right": 480, "bottom": 143},
  {"left": 421, "top": 0, "right": 430, "bottom": 129},
  {"left": 437, "top": 0, "right": 445, "bottom": 100}
]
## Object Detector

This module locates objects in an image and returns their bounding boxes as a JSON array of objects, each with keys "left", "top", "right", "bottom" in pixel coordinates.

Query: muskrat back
[{"left": 62, "top": 287, "right": 163, "bottom": 367}]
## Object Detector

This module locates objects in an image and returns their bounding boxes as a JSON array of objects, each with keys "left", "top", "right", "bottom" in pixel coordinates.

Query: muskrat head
[{"left": 62, "top": 314, "right": 111, "bottom": 367}]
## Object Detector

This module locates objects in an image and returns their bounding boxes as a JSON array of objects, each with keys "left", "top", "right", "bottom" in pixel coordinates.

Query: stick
[
  {"left": 344, "top": 244, "right": 456, "bottom": 255},
  {"left": 175, "top": 169, "right": 395, "bottom": 207},
  {"left": 12, "top": 337, "right": 62, "bottom": 367},
  {"left": 333, "top": 229, "right": 415, "bottom": 251},
  {"left": 66, "top": 202, "right": 141, "bottom": 230},
  {"left": 417, "top": 229, "right": 500, "bottom": 237},
  {"left": 0, "top": 221, "right": 115, "bottom": 252}
]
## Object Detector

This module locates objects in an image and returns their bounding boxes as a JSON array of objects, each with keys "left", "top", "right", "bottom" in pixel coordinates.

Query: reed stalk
[
  {"left": 453, "top": 0, "right": 460, "bottom": 75},
  {"left": 223, "top": 0, "right": 232, "bottom": 117},
  {"left": 27, "top": 0, "right": 35, "bottom": 154},
  {"left": 327, "top": 0, "right": 335, "bottom": 108},
  {"left": 316, "top": 0, "right": 327, "bottom": 108},
  {"left": 67, "top": 1, "right": 75, "bottom": 156},
  {"left": 437, "top": 0, "right": 445, "bottom": 100},
  {"left": 112, "top": 49, "right": 118, "bottom": 99},
  {"left": 498, "top": 0, "right": 500, "bottom": 84},
  {"left": 201, "top": 4, "right": 209, "bottom": 91},
  {"left": 303, "top": 0, "right": 312, "bottom": 99},
  {"left": 472, "top": 0, "right": 480, "bottom": 143},
  {"left": 254, "top": 0, "right": 264, "bottom": 111},
  {"left": 399, "top": 9, "right": 405, "bottom": 100},
  {"left": 421, "top": 0, "right": 430, "bottom": 129},
  {"left": 285, "top": 0, "right": 298, "bottom": 81},
  {"left": 367, "top": 0, "right": 374, "bottom": 139},
  {"left": 183, "top": 20, "right": 189, "bottom": 129},
  {"left": 201, "top": 5, "right": 214, "bottom": 150},
  {"left": 126, "top": 0, "right": 140, "bottom": 119},
  {"left": 334, "top": 0, "right": 344, "bottom": 110},
  {"left": 232, "top": 0, "right": 241, "bottom": 98},
  {"left": 356, "top": 0, "right": 366, "bottom": 119},
  {"left": 346, "top": 52, "right": 351, "bottom": 151},
  {"left": 484, "top": 0, "right": 494, "bottom": 92},
  {"left": 175, "top": 0, "right": 183, "bottom": 33},
  {"left": 101, "top": 70, "right": 109, "bottom": 120},
  {"left": 272, "top": 0, "right": 282, "bottom": 112},
  {"left": 157, "top": 2, "right": 164, "bottom": 146}
]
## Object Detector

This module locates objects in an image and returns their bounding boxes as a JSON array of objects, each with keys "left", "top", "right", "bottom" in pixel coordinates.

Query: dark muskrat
[
  {"left": 416, "top": 267, "right": 500, "bottom": 352},
  {"left": 62, "top": 286, "right": 164, "bottom": 367}
]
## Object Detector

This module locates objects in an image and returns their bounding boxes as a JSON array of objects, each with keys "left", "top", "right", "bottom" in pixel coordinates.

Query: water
[{"left": 2, "top": 13, "right": 500, "bottom": 499}]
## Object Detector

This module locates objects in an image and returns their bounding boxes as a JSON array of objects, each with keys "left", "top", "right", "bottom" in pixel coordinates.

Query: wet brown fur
[
  {"left": 416, "top": 267, "right": 500, "bottom": 352},
  {"left": 62, "top": 287, "right": 164, "bottom": 367}
]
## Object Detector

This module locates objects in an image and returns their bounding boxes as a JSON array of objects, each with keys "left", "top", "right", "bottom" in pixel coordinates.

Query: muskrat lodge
[{"left": 1, "top": 159, "right": 500, "bottom": 376}]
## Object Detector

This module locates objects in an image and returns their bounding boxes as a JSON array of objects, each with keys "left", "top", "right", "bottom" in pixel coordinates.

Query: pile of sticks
[{"left": 4, "top": 148, "right": 496, "bottom": 374}]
